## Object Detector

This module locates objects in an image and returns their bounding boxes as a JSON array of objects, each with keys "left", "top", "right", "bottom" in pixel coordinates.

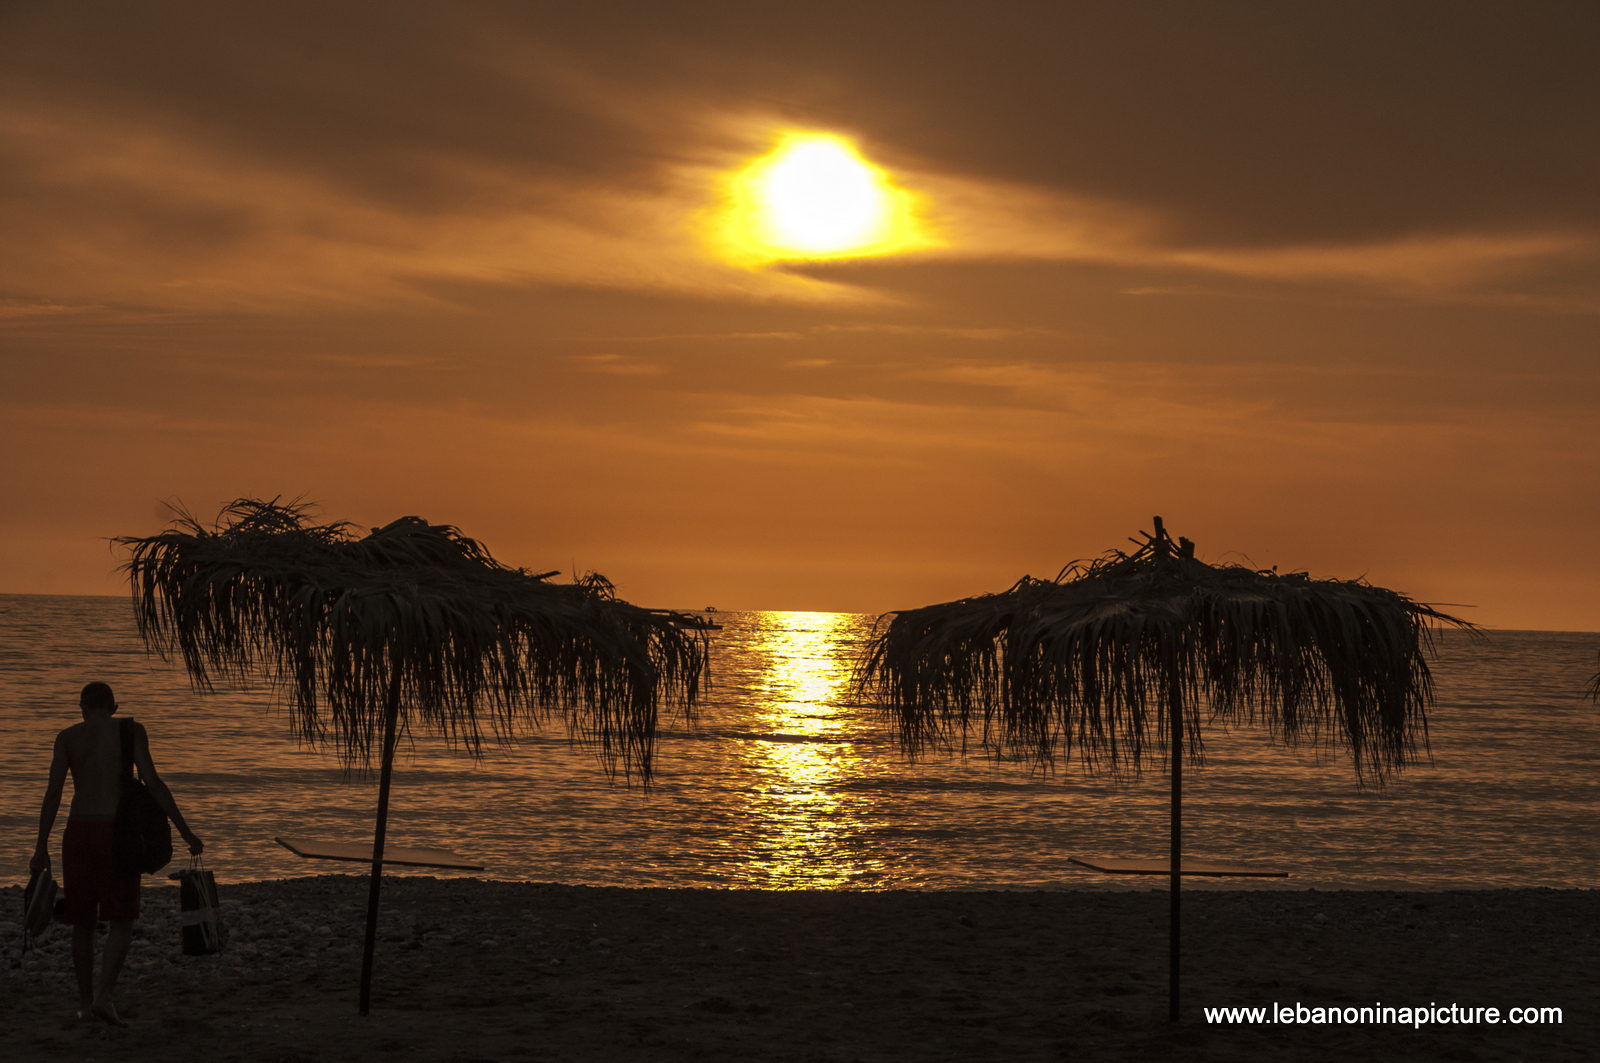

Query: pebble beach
[{"left": 4, "top": 876, "right": 1594, "bottom": 1062}]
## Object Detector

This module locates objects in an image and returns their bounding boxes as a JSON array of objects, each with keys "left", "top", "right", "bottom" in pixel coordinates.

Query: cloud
[
  {"left": 0, "top": 104, "right": 905, "bottom": 315},
  {"left": 593, "top": 331, "right": 806, "bottom": 343},
  {"left": 1167, "top": 231, "right": 1597, "bottom": 294},
  {"left": 568, "top": 354, "right": 665, "bottom": 377},
  {"left": 307, "top": 353, "right": 439, "bottom": 369},
  {"left": 4, "top": 16, "right": 1594, "bottom": 323},
  {"left": 0, "top": 301, "right": 99, "bottom": 319},
  {"left": 814, "top": 323, "right": 1065, "bottom": 340},
  {"left": 901, "top": 166, "right": 1600, "bottom": 304}
]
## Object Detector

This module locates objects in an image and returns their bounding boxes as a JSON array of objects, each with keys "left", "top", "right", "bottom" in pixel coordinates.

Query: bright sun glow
[
  {"left": 713, "top": 132, "right": 936, "bottom": 264},
  {"left": 762, "top": 139, "right": 885, "bottom": 252}
]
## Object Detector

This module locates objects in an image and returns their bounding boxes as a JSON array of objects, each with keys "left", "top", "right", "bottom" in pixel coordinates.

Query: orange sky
[{"left": 3, "top": 2, "right": 1597, "bottom": 629}]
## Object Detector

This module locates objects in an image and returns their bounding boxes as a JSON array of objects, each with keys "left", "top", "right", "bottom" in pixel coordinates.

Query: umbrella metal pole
[
  {"left": 1169, "top": 672, "right": 1183, "bottom": 1023},
  {"left": 359, "top": 667, "right": 403, "bottom": 1016}
]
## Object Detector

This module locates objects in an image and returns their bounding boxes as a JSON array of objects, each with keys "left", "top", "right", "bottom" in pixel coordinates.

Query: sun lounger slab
[
  {"left": 275, "top": 836, "right": 486, "bottom": 871},
  {"left": 1069, "top": 856, "right": 1288, "bottom": 878}
]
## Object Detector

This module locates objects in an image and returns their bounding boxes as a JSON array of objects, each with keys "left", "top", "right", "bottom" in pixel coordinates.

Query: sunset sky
[{"left": 3, "top": 1, "right": 1596, "bottom": 629}]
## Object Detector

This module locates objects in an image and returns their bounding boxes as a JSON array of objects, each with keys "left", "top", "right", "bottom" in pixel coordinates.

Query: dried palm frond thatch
[
  {"left": 861, "top": 518, "right": 1467, "bottom": 784},
  {"left": 117, "top": 497, "right": 714, "bottom": 1013},
  {"left": 121, "top": 498, "right": 709, "bottom": 779},
  {"left": 857, "top": 516, "right": 1473, "bottom": 1021}
]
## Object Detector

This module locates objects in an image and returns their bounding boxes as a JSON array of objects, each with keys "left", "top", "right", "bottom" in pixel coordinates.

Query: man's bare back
[{"left": 54, "top": 715, "right": 128, "bottom": 821}]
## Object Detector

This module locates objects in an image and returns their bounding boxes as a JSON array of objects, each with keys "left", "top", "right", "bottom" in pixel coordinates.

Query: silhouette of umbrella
[
  {"left": 858, "top": 516, "right": 1471, "bottom": 1021},
  {"left": 118, "top": 499, "right": 713, "bottom": 1014}
]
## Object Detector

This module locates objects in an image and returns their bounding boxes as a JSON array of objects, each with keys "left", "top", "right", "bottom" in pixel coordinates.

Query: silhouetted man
[{"left": 31, "top": 681, "right": 203, "bottom": 1026}]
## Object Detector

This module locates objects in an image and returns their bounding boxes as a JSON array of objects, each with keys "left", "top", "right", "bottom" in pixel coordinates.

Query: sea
[{"left": 2, "top": 594, "right": 1596, "bottom": 892}]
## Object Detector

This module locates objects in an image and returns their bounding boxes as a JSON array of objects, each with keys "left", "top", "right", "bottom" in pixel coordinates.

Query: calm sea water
[{"left": 3, "top": 594, "right": 1597, "bottom": 891}]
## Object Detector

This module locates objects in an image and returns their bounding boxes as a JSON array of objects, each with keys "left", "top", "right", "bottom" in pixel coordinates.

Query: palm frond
[
  {"left": 858, "top": 521, "right": 1475, "bottom": 786},
  {"left": 117, "top": 498, "right": 713, "bottom": 782}
]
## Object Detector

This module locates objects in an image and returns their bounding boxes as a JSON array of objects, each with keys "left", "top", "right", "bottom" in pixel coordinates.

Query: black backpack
[{"left": 113, "top": 719, "right": 173, "bottom": 876}]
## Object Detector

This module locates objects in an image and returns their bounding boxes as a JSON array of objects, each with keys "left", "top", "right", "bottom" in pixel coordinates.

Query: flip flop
[{"left": 90, "top": 1003, "right": 130, "bottom": 1028}]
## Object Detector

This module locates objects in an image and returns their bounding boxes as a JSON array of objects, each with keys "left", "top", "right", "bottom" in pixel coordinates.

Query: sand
[{"left": 4, "top": 876, "right": 1594, "bottom": 1062}]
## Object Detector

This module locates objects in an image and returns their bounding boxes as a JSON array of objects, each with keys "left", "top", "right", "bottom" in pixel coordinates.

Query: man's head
[{"left": 79, "top": 681, "right": 117, "bottom": 717}]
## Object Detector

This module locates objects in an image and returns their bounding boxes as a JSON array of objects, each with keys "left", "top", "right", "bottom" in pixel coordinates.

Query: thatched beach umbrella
[
  {"left": 858, "top": 517, "right": 1471, "bottom": 1021},
  {"left": 117, "top": 499, "right": 713, "bottom": 1014}
]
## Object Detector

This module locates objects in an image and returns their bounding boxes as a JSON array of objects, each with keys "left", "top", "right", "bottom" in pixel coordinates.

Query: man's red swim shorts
[{"left": 62, "top": 820, "right": 140, "bottom": 924}]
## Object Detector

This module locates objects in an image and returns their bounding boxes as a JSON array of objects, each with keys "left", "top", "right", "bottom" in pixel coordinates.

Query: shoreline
[
  {"left": 6, "top": 876, "right": 1594, "bottom": 1062},
  {"left": 116, "top": 875, "right": 1600, "bottom": 893}
]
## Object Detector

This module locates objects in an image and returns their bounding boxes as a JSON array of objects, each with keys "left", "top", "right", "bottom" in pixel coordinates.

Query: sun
[{"left": 712, "top": 132, "right": 937, "bottom": 265}]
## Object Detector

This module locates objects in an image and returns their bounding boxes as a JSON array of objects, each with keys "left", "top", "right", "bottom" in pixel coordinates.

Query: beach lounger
[
  {"left": 1069, "top": 856, "right": 1287, "bottom": 878},
  {"left": 275, "top": 836, "right": 486, "bottom": 871}
]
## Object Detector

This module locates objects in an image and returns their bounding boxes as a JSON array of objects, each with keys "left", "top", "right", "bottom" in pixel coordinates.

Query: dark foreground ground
[{"left": 4, "top": 877, "right": 1594, "bottom": 1062}]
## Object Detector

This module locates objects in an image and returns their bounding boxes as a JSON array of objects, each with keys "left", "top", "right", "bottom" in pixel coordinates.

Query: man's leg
[
  {"left": 91, "top": 920, "right": 134, "bottom": 1026},
  {"left": 72, "top": 922, "right": 96, "bottom": 1016}
]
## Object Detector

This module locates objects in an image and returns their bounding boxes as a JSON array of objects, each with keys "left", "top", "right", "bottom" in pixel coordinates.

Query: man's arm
[
  {"left": 132, "top": 724, "right": 203, "bottom": 855},
  {"left": 31, "top": 733, "right": 68, "bottom": 871}
]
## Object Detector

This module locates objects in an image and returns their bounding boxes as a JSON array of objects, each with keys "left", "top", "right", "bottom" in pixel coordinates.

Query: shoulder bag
[{"left": 113, "top": 718, "right": 174, "bottom": 876}]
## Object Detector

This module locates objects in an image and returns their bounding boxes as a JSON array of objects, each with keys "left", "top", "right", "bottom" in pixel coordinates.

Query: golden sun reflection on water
[{"left": 736, "top": 610, "right": 879, "bottom": 888}]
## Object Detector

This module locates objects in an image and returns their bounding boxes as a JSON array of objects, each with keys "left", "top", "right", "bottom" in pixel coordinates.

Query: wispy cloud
[
  {"left": 815, "top": 323, "right": 1065, "bottom": 340},
  {"left": 1169, "top": 231, "right": 1594, "bottom": 292},
  {"left": 908, "top": 165, "right": 1599, "bottom": 305},
  {"left": 588, "top": 331, "right": 807, "bottom": 343},
  {"left": 0, "top": 105, "right": 896, "bottom": 316},
  {"left": 568, "top": 353, "right": 666, "bottom": 376},
  {"left": 307, "top": 353, "right": 440, "bottom": 369},
  {"left": 0, "top": 301, "right": 99, "bottom": 319},
  {"left": 4, "top": 90, "right": 1594, "bottom": 321}
]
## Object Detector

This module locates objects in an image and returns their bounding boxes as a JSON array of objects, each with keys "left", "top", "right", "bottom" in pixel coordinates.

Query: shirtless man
[{"left": 30, "top": 681, "right": 203, "bottom": 1026}]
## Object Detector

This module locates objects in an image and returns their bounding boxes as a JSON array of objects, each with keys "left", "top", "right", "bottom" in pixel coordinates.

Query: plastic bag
[{"left": 170, "top": 858, "right": 224, "bottom": 955}]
